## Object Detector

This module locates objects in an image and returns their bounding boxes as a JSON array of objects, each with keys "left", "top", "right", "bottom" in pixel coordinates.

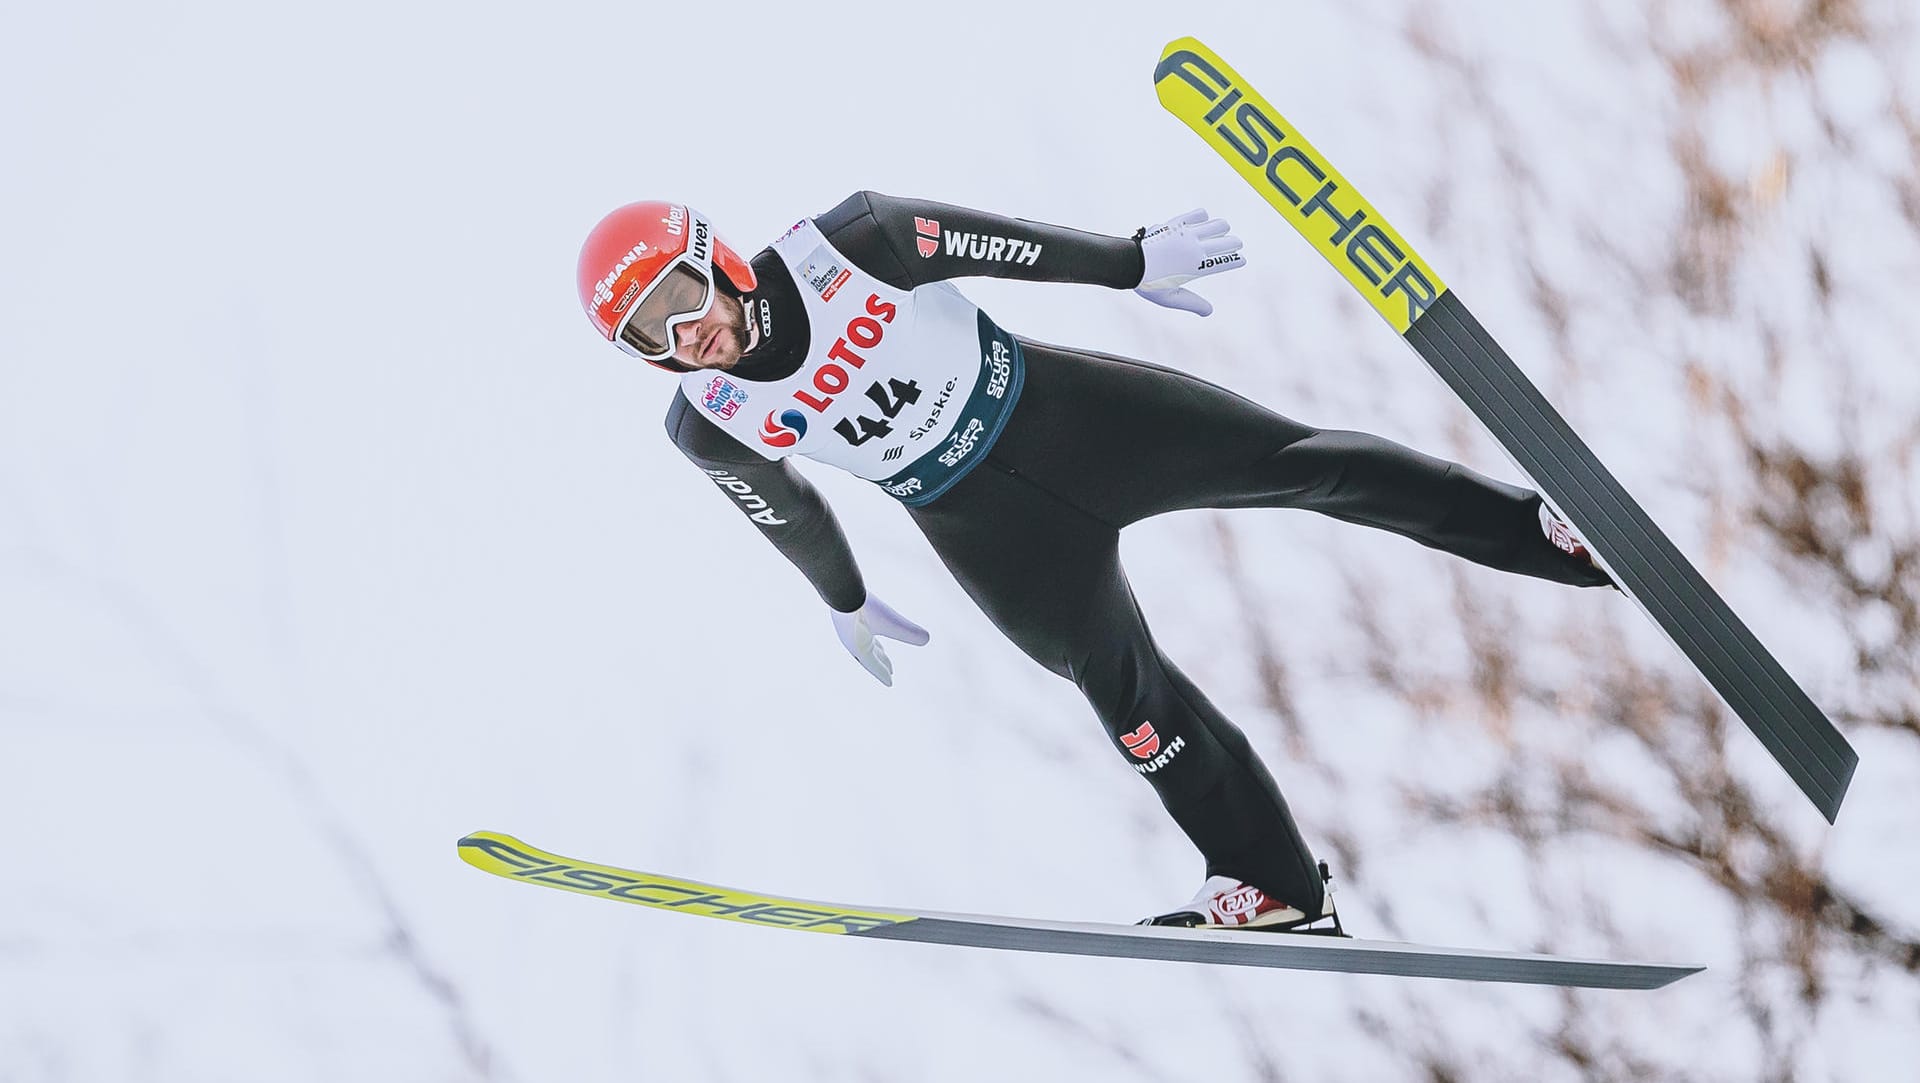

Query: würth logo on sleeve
[{"left": 909, "top": 219, "right": 1043, "bottom": 266}]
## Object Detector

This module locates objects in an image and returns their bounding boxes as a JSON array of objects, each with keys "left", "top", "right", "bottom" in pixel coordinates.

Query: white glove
[
  {"left": 1134, "top": 208, "right": 1246, "bottom": 317},
  {"left": 829, "top": 593, "right": 930, "bottom": 687}
]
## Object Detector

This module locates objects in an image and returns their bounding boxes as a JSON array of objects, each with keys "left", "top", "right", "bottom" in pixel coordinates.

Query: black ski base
[{"left": 1404, "top": 292, "right": 1857, "bottom": 820}]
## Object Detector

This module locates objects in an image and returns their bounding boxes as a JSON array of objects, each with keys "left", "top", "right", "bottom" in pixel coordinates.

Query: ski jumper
[{"left": 663, "top": 192, "right": 1609, "bottom": 912}]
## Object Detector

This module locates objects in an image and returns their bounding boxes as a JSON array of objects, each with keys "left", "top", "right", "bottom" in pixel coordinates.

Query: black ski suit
[{"left": 663, "top": 193, "right": 1608, "bottom": 913}]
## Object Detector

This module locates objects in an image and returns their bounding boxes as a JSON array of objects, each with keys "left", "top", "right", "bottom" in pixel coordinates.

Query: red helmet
[{"left": 576, "top": 201, "right": 759, "bottom": 370}]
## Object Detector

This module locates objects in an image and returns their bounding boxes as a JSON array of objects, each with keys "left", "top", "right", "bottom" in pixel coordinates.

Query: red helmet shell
[{"left": 576, "top": 201, "right": 759, "bottom": 343}]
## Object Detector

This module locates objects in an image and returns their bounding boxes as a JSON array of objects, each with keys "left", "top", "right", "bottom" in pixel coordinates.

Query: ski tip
[
  {"left": 457, "top": 830, "right": 536, "bottom": 875},
  {"left": 1152, "top": 37, "right": 1217, "bottom": 89},
  {"left": 457, "top": 829, "right": 511, "bottom": 855}
]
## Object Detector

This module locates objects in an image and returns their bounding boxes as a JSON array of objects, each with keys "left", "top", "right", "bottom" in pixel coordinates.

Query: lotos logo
[
  {"left": 702, "top": 375, "right": 749, "bottom": 420},
  {"left": 760, "top": 293, "right": 899, "bottom": 447},
  {"left": 1120, "top": 721, "right": 1161, "bottom": 759},
  {"left": 593, "top": 242, "right": 650, "bottom": 309},
  {"left": 760, "top": 409, "right": 807, "bottom": 448},
  {"left": 913, "top": 217, "right": 940, "bottom": 258}
]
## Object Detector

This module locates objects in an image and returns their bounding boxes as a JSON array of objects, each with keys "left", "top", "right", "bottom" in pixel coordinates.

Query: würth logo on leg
[
  {"left": 1124, "top": 721, "right": 1186, "bottom": 775},
  {"left": 914, "top": 217, "right": 940, "bottom": 258},
  {"left": 1121, "top": 721, "right": 1161, "bottom": 759}
]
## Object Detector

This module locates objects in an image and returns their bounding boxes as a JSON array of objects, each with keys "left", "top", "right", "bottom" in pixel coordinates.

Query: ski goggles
[{"left": 612, "top": 256, "right": 715, "bottom": 363}]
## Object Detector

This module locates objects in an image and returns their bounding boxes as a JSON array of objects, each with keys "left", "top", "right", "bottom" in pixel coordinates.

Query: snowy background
[{"left": 5, "top": 1, "right": 1918, "bottom": 1080}]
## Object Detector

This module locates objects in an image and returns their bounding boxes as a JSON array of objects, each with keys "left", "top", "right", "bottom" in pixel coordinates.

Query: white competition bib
[{"left": 679, "top": 221, "right": 1024, "bottom": 507}]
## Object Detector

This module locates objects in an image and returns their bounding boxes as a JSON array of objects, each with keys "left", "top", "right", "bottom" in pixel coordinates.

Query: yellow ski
[{"left": 458, "top": 832, "right": 1698, "bottom": 989}]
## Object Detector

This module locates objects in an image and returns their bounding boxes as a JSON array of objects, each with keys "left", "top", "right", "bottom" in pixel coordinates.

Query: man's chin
[
  {"left": 710, "top": 334, "right": 748, "bottom": 370},
  {"left": 687, "top": 351, "right": 740, "bottom": 372}
]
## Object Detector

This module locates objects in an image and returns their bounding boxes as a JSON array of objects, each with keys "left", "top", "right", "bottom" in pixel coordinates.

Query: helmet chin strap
[
  {"left": 739, "top": 297, "right": 763, "bottom": 354},
  {"left": 711, "top": 280, "right": 760, "bottom": 356}
]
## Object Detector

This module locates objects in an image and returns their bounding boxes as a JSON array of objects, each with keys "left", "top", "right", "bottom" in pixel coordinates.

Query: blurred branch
[{"left": 1199, "top": 1, "right": 1920, "bottom": 1078}]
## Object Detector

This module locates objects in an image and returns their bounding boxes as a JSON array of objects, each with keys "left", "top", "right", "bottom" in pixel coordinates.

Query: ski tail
[
  {"left": 1153, "top": 36, "right": 1856, "bottom": 820},
  {"left": 1405, "top": 295, "right": 1857, "bottom": 817}
]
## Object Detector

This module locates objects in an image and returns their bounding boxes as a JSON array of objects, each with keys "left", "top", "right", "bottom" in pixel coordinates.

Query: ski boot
[
  {"left": 1539, "top": 502, "right": 1618, "bottom": 589},
  {"left": 1139, "top": 860, "right": 1347, "bottom": 936}
]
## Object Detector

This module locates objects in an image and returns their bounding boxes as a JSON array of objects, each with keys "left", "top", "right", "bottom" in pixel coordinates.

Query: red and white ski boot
[
  {"left": 1539, "top": 502, "right": 1617, "bottom": 587},
  {"left": 1139, "top": 862, "right": 1344, "bottom": 935}
]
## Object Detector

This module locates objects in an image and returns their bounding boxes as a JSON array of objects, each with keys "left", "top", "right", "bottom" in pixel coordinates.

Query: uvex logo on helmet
[{"left": 688, "top": 216, "right": 711, "bottom": 264}]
